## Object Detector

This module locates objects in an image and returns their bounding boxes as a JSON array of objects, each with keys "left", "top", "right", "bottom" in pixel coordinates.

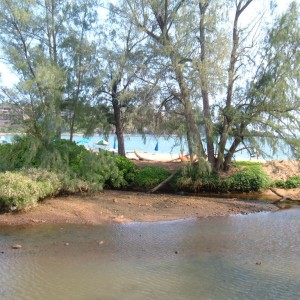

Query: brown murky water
[{"left": 1, "top": 208, "right": 300, "bottom": 300}]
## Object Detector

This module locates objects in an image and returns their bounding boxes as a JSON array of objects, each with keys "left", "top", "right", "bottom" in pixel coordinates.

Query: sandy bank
[
  {"left": 1, "top": 159, "right": 299, "bottom": 226},
  {"left": 0, "top": 190, "right": 280, "bottom": 226}
]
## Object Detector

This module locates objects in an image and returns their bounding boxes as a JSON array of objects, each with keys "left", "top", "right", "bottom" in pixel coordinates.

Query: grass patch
[{"left": 233, "top": 161, "right": 263, "bottom": 167}]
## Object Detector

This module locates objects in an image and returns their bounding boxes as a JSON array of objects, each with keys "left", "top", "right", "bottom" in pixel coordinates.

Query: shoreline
[
  {"left": 0, "top": 190, "right": 279, "bottom": 226},
  {"left": 0, "top": 158, "right": 299, "bottom": 226}
]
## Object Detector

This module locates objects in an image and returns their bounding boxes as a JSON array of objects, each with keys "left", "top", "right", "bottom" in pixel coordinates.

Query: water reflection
[{"left": 1, "top": 208, "right": 300, "bottom": 299}]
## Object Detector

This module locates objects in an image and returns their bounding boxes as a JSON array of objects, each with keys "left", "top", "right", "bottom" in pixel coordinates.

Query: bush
[
  {"left": 176, "top": 171, "right": 222, "bottom": 192},
  {"left": 0, "top": 137, "right": 127, "bottom": 192},
  {"left": 174, "top": 163, "right": 224, "bottom": 192},
  {"left": 175, "top": 163, "right": 270, "bottom": 193},
  {"left": 226, "top": 166, "right": 270, "bottom": 192},
  {"left": 58, "top": 177, "right": 90, "bottom": 194},
  {"left": 0, "top": 172, "right": 41, "bottom": 211},
  {"left": 74, "top": 150, "right": 125, "bottom": 191},
  {"left": 21, "top": 168, "right": 62, "bottom": 198},
  {"left": 133, "top": 166, "right": 171, "bottom": 189},
  {"left": 274, "top": 175, "right": 300, "bottom": 189},
  {"left": 115, "top": 155, "right": 137, "bottom": 187}
]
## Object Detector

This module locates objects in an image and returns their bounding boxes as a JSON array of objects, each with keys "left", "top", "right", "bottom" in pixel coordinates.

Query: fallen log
[
  {"left": 269, "top": 188, "right": 300, "bottom": 203},
  {"left": 149, "top": 173, "right": 175, "bottom": 193}
]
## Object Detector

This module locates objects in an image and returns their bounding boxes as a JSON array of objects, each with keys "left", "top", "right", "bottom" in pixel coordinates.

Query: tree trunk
[
  {"left": 215, "top": 2, "right": 250, "bottom": 171},
  {"left": 223, "top": 136, "right": 242, "bottom": 170},
  {"left": 170, "top": 52, "right": 205, "bottom": 161},
  {"left": 199, "top": 1, "right": 215, "bottom": 165},
  {"left": 112, "top": 82, "right": 126, "bottom": 156}
]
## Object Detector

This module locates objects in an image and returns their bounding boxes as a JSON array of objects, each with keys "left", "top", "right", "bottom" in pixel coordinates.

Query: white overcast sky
[{"left": 0, "top": 0, "right": 298, "bottom": 88}]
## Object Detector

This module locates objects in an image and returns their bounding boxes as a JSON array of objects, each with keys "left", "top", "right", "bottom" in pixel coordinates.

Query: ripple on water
[{"left": 0, "top": 208, "right": 300, "bottom": 299}]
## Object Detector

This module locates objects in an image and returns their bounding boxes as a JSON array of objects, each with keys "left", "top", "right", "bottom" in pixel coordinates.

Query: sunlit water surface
[{"left": 1, "top": 208, "right": 300, "bottom": 300}]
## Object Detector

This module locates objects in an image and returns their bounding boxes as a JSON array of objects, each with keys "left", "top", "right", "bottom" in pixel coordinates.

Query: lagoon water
[
  {"left": 1, "top": 208, "right": 300, "bottom": 299},
  {"left": 3, "top": 133, "right": 291, "bottom": 160}
]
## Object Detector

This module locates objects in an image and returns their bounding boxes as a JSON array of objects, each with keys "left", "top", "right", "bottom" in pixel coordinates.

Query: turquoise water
[
  {"left": 1, "top": 133, "right": 291, "bottom": 159},
  {"left": 69, "top": 134, "right": 185, "bottom": 155},
  {"left": 1, "top": 208, "right": 300, "bottom": 299}
]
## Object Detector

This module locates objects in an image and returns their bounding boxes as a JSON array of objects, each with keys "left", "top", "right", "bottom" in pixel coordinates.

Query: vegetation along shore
[
  {"left": 1, "top": 2, "right": 300, "bottom": 224},
  {"left": 0, "top": 137, "right": 299, "bottom": 226}
]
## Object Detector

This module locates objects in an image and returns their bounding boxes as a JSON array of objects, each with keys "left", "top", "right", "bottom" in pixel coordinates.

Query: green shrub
[
  {"left": 133, "top": 166, "right": 171, "bottom": 189},
  {"left": 58, "top": 177, "right": 90, "bottom": 193},
  {"left": 227, "top": 166, "right": 270, "bottom": 192},
  {"left": 174, "top": 163, "right": 223, "bottom": 192},
  {"left": 74, "top": 150, "right": 125, "bottom": 191},
  {"left": 0, "top": 137, "right": 126, "bottom": 192},
  {"left": 274, "top": 175, "right": 300, "bottom": 189},
  {"left": 176, "top": 173, "right": 219, "bottom": 192},
  {"left": 175, "top": 163, "right": 270, "bottom": 193},
  {"left": 115, "top": 155, "right": 137, "bottom": 187},
  {"left": 273, "top": 180, "right": 285, "bottom": 188},
  {"left": 0, "top": 143, "right": 13, "bottom": 171},
  {"left": 21, "top": 168, "right": 62, "bottom": 198},
  {"left": 0, "top": 172, "right": 41, "bottom": 211}
]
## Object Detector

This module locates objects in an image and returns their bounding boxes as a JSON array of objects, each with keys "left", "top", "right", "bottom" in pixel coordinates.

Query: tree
[
  {"left": 118, "top": 0, "right": 300, "bottom": 171},
  {"left": 121, "top": 0, "right": 207, "bottom": 170},
  {"left": 95, "top": 4, "right": 151, "bottom": 156},
  {"left": 60, "top": 0, "right": 99, "bottom": 141},
  {"left": 196, "top": 0, "right": 256, "bottom": 170},
  {"left": 0, "top": 0, "right": 99, "bottom": 143},
  {"left": 0, "top": 0, "right": 66, "bottom": 141},
  {"left": 239, "top": 2, "right": 300, "bottom": 160}
]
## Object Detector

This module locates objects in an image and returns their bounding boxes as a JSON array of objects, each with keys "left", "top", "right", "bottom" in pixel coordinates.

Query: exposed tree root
[{"left": 269, "top": 188, "right": 299, "bottom": 203}]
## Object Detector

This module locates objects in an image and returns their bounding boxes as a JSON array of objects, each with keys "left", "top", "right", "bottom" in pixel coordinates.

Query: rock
[
  {"left": 11, "top": 244, "right": 22, "bottom": 249},
  {"left": 65, "top": 242, "right": 69, "bottom": 246}
]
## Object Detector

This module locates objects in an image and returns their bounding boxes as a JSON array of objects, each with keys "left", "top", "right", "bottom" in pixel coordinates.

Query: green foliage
[
  {"left": 228, "top": 166, "right": 270, "bottom": 192},
  {"left": 58, "top": 177, "right": 91, "bottom": 194},
  {"left": 73, "top": 150, "right": 125, "bottom": 191},
  {"left": 274, "top": 175, "right": 300, "bottom": 189},
  {"left": 0, "top": 172, "right": 41, "bottom": 211},
  {"left": 0, "top": 137, "right": 126, "bottom": 193},
  {"left": 233, "top": 161, "right": 263, "bottom": 167},
  {"left": 115, "top": 155, "right": 138, "bottom": 187},
  {"left": 175, "top": 164, "right": 270, "bottom": 193},
  {"left": 0, "top": 136, "right": 71, "bottom": 171},
  {"left": 174, "top": 163, "right": 220, "bottom": 192},
  {"left": 21, "top": 168, "right": 62, "bottom": 198},
  {"left": 133, "top": 166, "right": 171, "bottom": 189}
]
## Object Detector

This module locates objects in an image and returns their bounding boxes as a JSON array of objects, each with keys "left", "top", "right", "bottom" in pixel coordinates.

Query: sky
[{"left": 0, "top": 0, "right": 298, "bottom": 89}]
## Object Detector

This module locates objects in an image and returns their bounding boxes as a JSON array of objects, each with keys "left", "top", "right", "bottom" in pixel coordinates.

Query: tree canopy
[{"left": 0, "top": 0, "right": 299, "bottom": 171}]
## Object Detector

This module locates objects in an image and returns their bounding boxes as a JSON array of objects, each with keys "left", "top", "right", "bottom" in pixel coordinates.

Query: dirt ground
[{"left": 0, "top": 160, "right": 299, "bottom": 226}]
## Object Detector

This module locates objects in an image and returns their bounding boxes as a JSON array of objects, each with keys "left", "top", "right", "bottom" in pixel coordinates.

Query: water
[
  {"left": 1, "top": 133, "right": 291, "bottom": 159},
  {"left": 69, "top": 134, "right": 184, "bottom": 155},
  {"left": 1, "top": 208, "right": 300, "bottom": 299}
]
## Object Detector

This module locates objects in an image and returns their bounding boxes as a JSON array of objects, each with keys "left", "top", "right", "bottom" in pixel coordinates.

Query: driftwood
[
  {"left": 269, "top": 188, "right": 300, "bottom": 203},
  {"left": 149, "top": 173, "right": 175, "bottom": 193}
]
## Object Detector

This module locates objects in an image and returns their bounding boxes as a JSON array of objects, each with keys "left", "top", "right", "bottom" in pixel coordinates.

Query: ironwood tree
[
  {"left": 0, "top": 0, "right": 99, "bottom": 142},
  {"left": 115, "top": 0, "right": 300, "bottom": 171}
]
